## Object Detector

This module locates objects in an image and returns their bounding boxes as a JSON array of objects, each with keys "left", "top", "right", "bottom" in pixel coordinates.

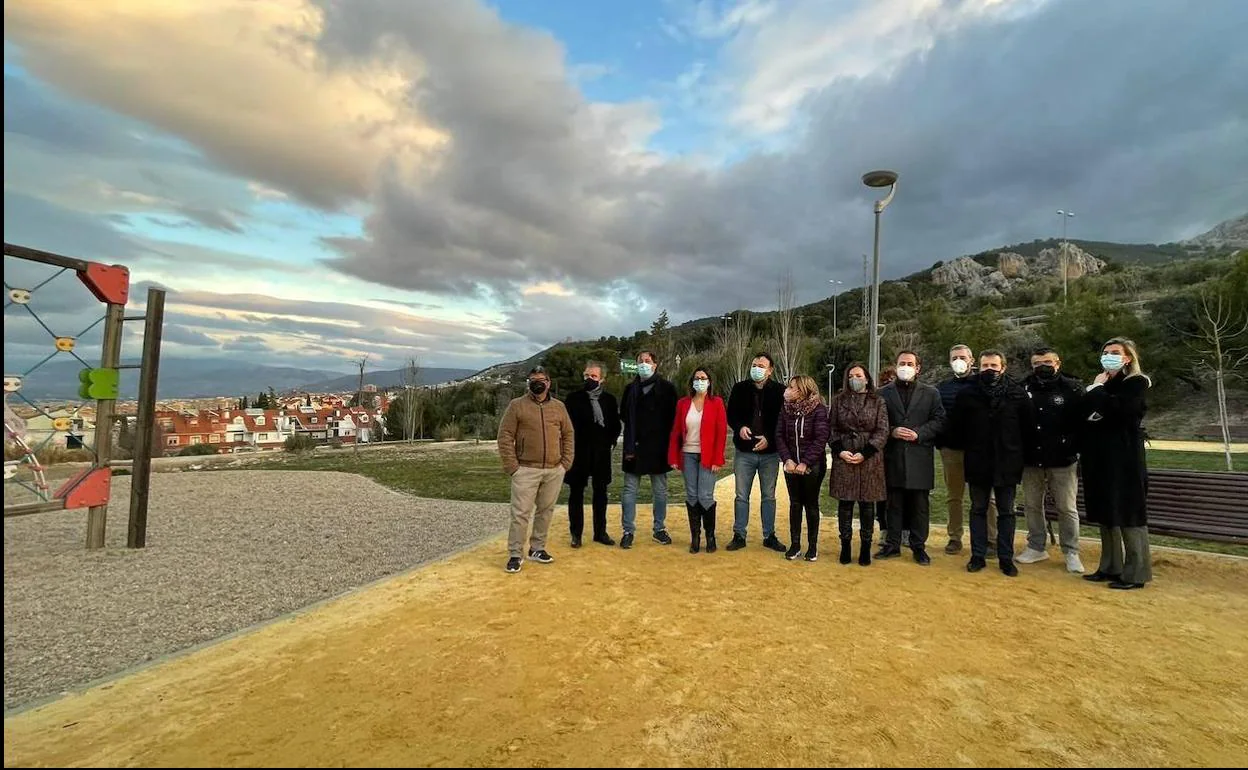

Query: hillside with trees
[{"left": 386, "top": 219, "right": 1247, "bottom": 446}]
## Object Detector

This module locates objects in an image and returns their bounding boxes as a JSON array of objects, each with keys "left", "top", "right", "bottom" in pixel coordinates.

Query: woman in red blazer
[{"left": 668, "top": 368, "right": 728, "bottom": 554}]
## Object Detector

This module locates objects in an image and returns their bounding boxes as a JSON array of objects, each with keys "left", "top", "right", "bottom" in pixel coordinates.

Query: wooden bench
[{"left": 1020, "top": 469, "right": 1248, "bottom": 545}]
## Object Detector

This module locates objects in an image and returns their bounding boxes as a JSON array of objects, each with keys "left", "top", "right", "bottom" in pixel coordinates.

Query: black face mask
[
  {"left": 584, "top": 378, "right": 600, "bottom": 391},
  {"left": 1033, "top": 364, "right": 1057, "bottom": 379},
  {"left": 528, "top": 380, "right": 548, "bottom": 396},
  {"left": 978, "top": 369, "right": 1001, "bottom": 387}
]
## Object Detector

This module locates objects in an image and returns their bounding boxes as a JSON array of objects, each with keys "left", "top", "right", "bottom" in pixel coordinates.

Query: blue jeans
[
  {"left": 682, "top": 453, "right": 717, "bottom": 508},
  {"left": 622, "top": 472, "right": 668, "bottom": 535},
  {"left": 733, "top": 451, "right": 780, "bottom": 539}
]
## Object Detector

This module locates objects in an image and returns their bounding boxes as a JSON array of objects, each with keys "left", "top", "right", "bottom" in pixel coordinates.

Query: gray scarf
[{"left": 587, "top": 384, "right": 605, "bottom": 427}]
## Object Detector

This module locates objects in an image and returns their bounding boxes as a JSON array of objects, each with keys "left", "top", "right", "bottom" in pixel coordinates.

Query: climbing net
[{"left": 3, "top": 266, "right": 105, "bottom": 505}]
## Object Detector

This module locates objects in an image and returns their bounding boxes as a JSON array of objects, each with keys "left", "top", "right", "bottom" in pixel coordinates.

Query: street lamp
[
  {"left": 826, "top": 363, "right": 837, "bottom": 400},
  {"left": 828, "top": 279, "right": 843, "bottom": 336},
  {"left": 1057, "top": 210, "right": 1075, "bottom": 304},
  {"left": 863, "top": 169, "right": 899, "bottom": 384}
]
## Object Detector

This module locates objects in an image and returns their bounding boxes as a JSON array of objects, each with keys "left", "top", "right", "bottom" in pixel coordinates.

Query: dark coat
[
  {"left": 621, "top": 376, "right": 678, "bottom": 476},
  {"left": 563, "top": 387, "right": 621, "bottom": 486},
  {"left": 726, "top": 379, "right": 786, "bottom": 454},
  {"left": 878, "top": 381, "right": 946, "bottom": 490},
  {"left": 775, "top": 402, "right": 831, "bottom": 472},
  {"left": 950, "top": 375, "right": 1030, "bottom": 488},
  {"left": 827, "top": 391, "right": 889, "bottom": 503},
  {"left": 1080, "top": 374, "right": 1150, "bottom": 528},
  {"left": 1021, "top": 372, "right": 1084, "bottom": 468},
  {"left": 935, "top": 375, "right": 978, "bottom": 449}
]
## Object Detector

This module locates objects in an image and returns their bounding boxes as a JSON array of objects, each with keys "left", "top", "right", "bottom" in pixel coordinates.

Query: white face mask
[
  {"left": 950, "top": 359, "right": 970, "bottom": 376},
  {"left": 896, "top": 365, "right": 917, "bottom": 382}
]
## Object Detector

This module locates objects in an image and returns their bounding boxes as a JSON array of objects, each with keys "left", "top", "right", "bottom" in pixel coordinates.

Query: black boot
[
  {"left": 704, "top": 503, "right": 718, "bottom": 553},
  {"left": 837, "top": 505, "right": 854, "bottom": 564},
  {"left": 839, "top": 538, "right": 852, "bottom": 564},
  {"left": 687, "top": 504, "right": 701, "bottom": 554},
  {"left": 858, "top": 502, "right": 875, "bottom": 565}
]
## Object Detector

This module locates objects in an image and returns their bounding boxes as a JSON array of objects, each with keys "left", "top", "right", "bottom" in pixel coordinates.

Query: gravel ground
[{"left": 3, "top": 470, "right": 509, "bottom": 711}]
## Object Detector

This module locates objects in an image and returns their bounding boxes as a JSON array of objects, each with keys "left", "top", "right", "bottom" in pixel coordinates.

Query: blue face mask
[
  {"left": 692, "top": 379, "right": 710, "bottom": 394},
  {"left": 750, "top": 366, "right": 767, "bottom": 382},
  {"left": 637, "top": 362, "right": 655, "bottom": 379},
  {"left": 1100, "top": 353, "right": 1125, "bottom": 372}
]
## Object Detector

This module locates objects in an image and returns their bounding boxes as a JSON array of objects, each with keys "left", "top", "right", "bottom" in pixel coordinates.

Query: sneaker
[
  {"left": 1016, "top": 547, "right": 1049, "bottom": 565},
  {"left": 1000, "top": 561, "right": 1019, "bottom": 578},
  {"left": 1064, "top": 552, "right": 1085, "bottom": 574},
  {"left": 653, "top": 529, "right": 673, "bottom": 545},
  {"left": 528, "top": 549, "right": 554, "bottom": 564},
  {"left": 762, "top": 535, "right": 787, "bottom": 553},
  {"left": 785, "top": 544, "right": 802, "bottom": 560},
  {"left": 505, "top": 557, "right": 522, "bottom": 573},
  {"left": 620, "top": 532, "right": 635, "bottom": 550},
  {"left": 944, "top": 539, "right": 963, "bottom": 554},
  {"left": 913, "top": 548, "right": 932, "bottom": 566},
  {"left": 726, "top": 534, "right": 747, "bottom": 551},
  {"left": 804, "top": 548, "right": 819, "bottom": 562}
]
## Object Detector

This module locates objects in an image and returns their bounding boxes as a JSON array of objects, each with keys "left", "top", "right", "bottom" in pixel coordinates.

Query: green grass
[
  {"left": 246, "top": 443, "right": 736, "bottom": 506},
  {"left": 243, "top": 444, "right": 1246, "bottom": 556}
]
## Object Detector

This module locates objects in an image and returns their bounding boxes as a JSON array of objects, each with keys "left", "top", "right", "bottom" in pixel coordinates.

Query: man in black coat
[
  {"left": 725, "top": 352, "right": 787, "bottom": 552},
  {"left": 949, "top": 350, "right": 1031, "bottom": 577},
  {"left": 1016, "top": 347, "right": 1086, "bottom": 573},
  {"left": 564, "top": 361, "right": 622, "bottom": 548},
  {"left": 935, "top": 343, "right": 997, "bottom": 556},
  {"left": 619, "top": 350, "right": 678, "bottom": 550},
  {"left": 876, "top": 350, "right": 946, "bottom": 565}
]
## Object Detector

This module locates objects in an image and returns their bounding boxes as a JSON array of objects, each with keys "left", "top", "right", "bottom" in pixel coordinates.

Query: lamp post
[
  {"left": 1057, "top": 210, "right": 1075, "bottom": 304},
  {"left": 863, "top": 170, "right": 899, "bottom": 384},
  {"left": 826, "top": 363, "right": 837, "bottom": 400},
  {"left": 828, "top": 279, "right": 843, "bottom": 336}
]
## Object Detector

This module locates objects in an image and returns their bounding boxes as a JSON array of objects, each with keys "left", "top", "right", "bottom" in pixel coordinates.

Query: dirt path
[{"left": 5, "top": 476, "right": 1247, "bottom": 767}]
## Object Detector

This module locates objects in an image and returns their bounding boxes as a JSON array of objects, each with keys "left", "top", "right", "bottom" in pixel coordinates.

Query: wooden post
[
  {"left": 86, "top": 302, "right": 125, "bottom": 549},
  {"left": 128, "top": 287, "right": 165, "bottom": 548}
]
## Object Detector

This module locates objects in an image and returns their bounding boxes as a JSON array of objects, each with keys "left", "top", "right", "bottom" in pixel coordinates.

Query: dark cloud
[
  {"left": 221, "top": 335, "right": 271, "bottom": 352},
  {"left": 318, "top": 0, "right": 1248, "bottom": 317},
  {"left": 3, "top": 192, "right": 139, "bottom": 265},
  {"left": 161, "top": 323, "right": 220, "bottom": 347}
]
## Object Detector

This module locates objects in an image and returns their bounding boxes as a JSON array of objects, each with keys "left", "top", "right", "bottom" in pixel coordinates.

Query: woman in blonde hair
[
  {"left": 1080, "top": 337, "right": 1152, "bottom": 590},
  {"left": 776, "top": 375, "right": 830, "bottom": 561}
]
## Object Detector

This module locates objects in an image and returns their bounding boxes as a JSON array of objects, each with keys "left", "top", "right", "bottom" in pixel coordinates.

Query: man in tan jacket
[{"left": 497, "top": 366, "right": 575, "bottom": 573}]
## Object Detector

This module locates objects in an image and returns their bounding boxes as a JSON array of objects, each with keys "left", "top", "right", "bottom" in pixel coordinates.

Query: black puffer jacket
[{"left": 1021, "top": 372, "right": 1084, "bottom": 468}]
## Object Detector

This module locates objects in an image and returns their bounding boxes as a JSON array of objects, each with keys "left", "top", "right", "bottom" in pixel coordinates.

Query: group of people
[{"left": 497, "top": 337, "right": 1153, "bottom": 591}]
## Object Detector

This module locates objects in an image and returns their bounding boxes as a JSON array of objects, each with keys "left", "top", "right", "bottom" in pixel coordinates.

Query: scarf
[
  {"left": 587, "top": 384, "right": 605, "bottom": 427},
  {"left": 783, "top": 393, "right": 821, "bottom": 417}
]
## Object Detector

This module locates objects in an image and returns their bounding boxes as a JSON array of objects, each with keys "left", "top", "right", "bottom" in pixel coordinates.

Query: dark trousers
[
  {"left": 885, "top": 487, "right": 930, "bottom": 550},
  {"left": 784, "top": 467, "right": 825, "bottom": 549},
  {"left": 568, "top": 475, "right": 609, "bottom": 539},
  {"left": 837, "top": 500, "right": 876, "bottom": 541},
  {"left": 970, "top": 484, "right": 1017, "bottom": 562},
  {"left": 876, "top": 500, "right": 888, "bottom": 532}
]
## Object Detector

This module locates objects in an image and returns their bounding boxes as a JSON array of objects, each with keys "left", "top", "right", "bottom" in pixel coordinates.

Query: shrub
[
  {"left": 283, "top": 434, "right": 318, "bottom": 453},
  {"left": 437, "top": 421, "right": 463, "bottom": 441},
  {"left": 177, "top": 443, "right": 216, "bottom": 457}
]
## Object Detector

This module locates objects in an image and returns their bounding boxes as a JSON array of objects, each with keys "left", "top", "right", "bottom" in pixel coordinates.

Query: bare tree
[
  {"left": 771, "top": 271, "right": 804, "bottom": 380},
  {"left": 1184, "top": 289, "right": 1248, "bottom": 470},
  {"left": 399, "top": 356, "right": 421, "bottom": 443},
  {"left": 351, "top": 354, "right": 369, "bottom": 457},
  {"left": 729, "top": 310, "right": 755, "bottom": 382}
]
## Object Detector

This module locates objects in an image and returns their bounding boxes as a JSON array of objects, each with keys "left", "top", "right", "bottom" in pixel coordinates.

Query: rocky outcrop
[
  {"left": 930, "top": 245, "right": 1105, "bottom": 299},
  {"left": 1181, "top": 213, "right": 1248, "bottom": 251}
]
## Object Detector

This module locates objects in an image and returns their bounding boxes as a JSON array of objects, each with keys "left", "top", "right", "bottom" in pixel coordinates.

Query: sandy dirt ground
[{"left": 5, "top": 475, "right": 1247, "bottom": 768}]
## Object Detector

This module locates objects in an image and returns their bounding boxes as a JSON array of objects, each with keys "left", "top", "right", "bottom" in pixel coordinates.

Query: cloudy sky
[{"left": 4, "top": 0, "right": 1246, "bottom": 375}]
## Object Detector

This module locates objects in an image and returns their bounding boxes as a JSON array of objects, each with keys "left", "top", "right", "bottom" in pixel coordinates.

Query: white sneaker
[
  {"left": 1064, "top": 552, "right": 1085, "bottom": 574},
  {"left": 1016, "top": 547, "right": 1049, "bottom": 564}
]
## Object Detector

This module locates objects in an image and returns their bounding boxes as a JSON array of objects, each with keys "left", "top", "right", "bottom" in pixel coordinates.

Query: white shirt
[{"left": 683, "top": 403, "right": 703, "bottom": 454}]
